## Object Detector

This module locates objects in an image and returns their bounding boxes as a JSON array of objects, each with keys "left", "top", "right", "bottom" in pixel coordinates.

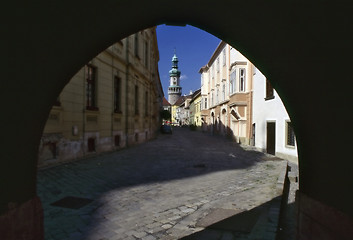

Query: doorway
[{"left": 266, "top": 122, "right": 275, "bottom": 155}]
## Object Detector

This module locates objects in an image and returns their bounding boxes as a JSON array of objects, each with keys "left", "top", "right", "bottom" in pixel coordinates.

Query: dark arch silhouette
[{"left": 1, "top": 1, "right": 353, "bottom": 239}]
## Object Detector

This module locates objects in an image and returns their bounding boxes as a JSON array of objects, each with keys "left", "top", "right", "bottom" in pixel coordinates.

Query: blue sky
[{"left": 156, "top": 24, "right": 221, "bottom": 97}]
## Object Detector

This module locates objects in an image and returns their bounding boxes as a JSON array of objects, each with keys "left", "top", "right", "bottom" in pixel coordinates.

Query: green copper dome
[
  {"left": 172, "top": 54, "right": 178, "bottom": 62},
  {"left": 169, "top": 68, "right": 181, "bottom": 76},
  {"left": 169, "top": 53, "right": 181, "bottom": 77}
]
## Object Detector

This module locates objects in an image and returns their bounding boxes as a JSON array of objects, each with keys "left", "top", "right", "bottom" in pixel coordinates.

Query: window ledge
[
  {"left": 285, "top": 144, "right": 295, "bottom": 149},
  {"left": 265, "top": 96, "right": 275, "bottom": 101},
  {"left": 218, "top": 99, "right": 229, "bottom": 105},
  {"left": 86, "top": 106, "right": 99, "bottom": 111},
  {"left": 52, "top": 105, "right": 63, "bottom": 111}
]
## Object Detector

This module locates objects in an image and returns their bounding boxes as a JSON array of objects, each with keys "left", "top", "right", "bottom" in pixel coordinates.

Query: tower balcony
[
  {"left": 168, "top": 86, "right": 182, "bottom": 94},
  {"left": 168, "top": 88, "right": 181, "bottom": 94}
]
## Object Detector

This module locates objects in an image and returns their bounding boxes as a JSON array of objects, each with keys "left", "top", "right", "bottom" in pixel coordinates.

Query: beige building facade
[
  {"left": 200, "top": 41, "right": 254, "bottom": 144},
  {"left": 201, "top": 41, "right": 297, "bottom": 162},
  {"left": 39, "top": 27, "right": 163, "bottom": 167}
]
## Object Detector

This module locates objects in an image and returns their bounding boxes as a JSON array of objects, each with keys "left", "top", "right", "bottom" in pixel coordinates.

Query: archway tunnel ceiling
[{"left": 1, "top": 0, "right": 353, "bottom": 219}]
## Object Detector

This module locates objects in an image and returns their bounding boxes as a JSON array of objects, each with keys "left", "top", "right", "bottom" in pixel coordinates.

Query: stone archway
[{"left": 1, "top": 1, "right": 353, "bottom": 239}]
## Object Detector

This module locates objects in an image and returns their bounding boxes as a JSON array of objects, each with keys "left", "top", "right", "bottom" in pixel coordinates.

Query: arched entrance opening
[
  {"left": 2, "top": 2, "right": 353, "bottom": 239},
  {"left": 221, "top": 108, "right": 227, "bottom": 136}
]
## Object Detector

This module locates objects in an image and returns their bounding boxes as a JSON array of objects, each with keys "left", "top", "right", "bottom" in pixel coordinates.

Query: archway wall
[{"left": 1, "top": 1, "right": 353, "bottom": 239}]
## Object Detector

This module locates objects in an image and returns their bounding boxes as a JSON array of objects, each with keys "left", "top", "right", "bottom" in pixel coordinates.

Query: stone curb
[
  {"left": 270, "top": 160, "right": 289, "bottom": 239},
  {"left": 277, "top": 161, "right": 288, "bottom": 195}
]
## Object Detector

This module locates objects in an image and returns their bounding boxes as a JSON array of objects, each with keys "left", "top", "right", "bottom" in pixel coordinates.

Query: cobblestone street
[{"left": 37, "top": 127, "right": 288, "bottom": 240}]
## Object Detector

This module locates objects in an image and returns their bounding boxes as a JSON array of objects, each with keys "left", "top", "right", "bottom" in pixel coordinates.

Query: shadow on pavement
[
  {"left": 180, "top": 196, "right": 283, "bottom": 240},
  {"left": 38, "top": 128, "right": 281, "bottom": 196}
]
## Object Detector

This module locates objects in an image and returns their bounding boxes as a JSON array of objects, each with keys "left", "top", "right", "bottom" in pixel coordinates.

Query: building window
[
  {"left": 114, "top": 76, "right": 121, "bottom": 113},
  {"left": 145, "top": 91, "right": 148, "bottom": 116},
  {"left": 216, "top": 88, "right": 219, "bottom": 104},
  {"left": 134, "top": 33, "right": 139, "bottom": 58},
  {"left": 286, "top": 121, "right": 296, "bottom": 147},
  {"left": 230, "top": 70, "right": 236, "bottom": 94},
  {"left": 86, "top": 65, "right": 98, "bottom": 110},
  {"left": 239, "top": 68, "right": 246, "bottom": 92},
  {"left": 217, "top": 57, "right": 220, "bottom": 72},
  {"left": 135, "top": 85, "right": 139, "bottom": 115},
  {"left": 223, "top": 48, "right": 226, "bottom": 66},
  {"left": 222, "top": 83, "right": 225, "bottom": 101},
  {"left": 204, "top": 97, "right": 207, "bottom": 109},
  {"left": 265, "top": 79, "right": 275, "bottom": 100},
  {"left": 211, "top": 93, "right": 214, "bottom": 106},
  {"left": 144, "top": 40, "right": 148, "bottom": 67}
]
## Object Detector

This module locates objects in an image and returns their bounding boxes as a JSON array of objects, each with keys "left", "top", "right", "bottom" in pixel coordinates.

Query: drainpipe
[
  {"left": 249, "top": 63, "right": 254, "bottom": 145},
  {"left": 111, "top": 52, "right": 114, "bottom": 149},
  {"left": 125, "top": 37, "right": 129, "bottom": 148},
  {"left": 82, "top": 65, "right": 86, "bottom": 157}
]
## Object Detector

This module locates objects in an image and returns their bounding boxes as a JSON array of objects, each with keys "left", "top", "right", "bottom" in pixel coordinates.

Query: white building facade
[{"left": 252, "top": 68, "right": 298, "bottom": 163}]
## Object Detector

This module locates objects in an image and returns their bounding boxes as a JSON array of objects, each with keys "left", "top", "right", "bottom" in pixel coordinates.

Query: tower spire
[{"left": 168, "top": 50, "right": 182, "bottom": 105}]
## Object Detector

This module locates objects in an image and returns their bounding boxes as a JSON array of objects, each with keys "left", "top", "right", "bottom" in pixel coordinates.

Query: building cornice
[
  {"left": 208, "top": 41, "right": 227, "bottom": 66},
  {"left": 229, "top": 61, "right": 247, "bottom": 71},
  {"left": 199, "top": 65, "right": 209, "bottom": 73},
  {"left": 229, "top": 101, "right": 247, "bottom": 107}
]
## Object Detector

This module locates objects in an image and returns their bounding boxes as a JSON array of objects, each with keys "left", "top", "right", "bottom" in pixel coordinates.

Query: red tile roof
[{"left": 162, "top": 97, "right": 171, "bottom": 106}]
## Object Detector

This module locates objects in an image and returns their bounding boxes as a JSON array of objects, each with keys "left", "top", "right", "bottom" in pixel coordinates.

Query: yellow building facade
[
  {"left": 38, "top": 27, "right": 163, "bottom": 167},
  {"left": 189, "top": 89, "right": 202, "bottom": 127}
]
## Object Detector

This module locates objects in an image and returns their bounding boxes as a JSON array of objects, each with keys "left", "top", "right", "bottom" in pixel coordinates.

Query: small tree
[{"left": 160, "top": 110, "right": 171, "bottom": 121}]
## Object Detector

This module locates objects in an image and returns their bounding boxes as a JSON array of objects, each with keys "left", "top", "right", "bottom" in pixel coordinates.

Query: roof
[
  {"left": 192, "top": 88, "right": 201, "bottom": 98},
  {"left": 162, "top": 97, "right": 171, "bottom": 106},
  {"left": 174, "top": 96, "right": 186, "bottom": 106},
  {"left": 190, "top": 88, "right": 201, "bottom": 103}
]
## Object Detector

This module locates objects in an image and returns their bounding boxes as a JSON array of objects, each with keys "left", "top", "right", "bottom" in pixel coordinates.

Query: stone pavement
[{"left": 37, "top": 127, "right": 289, "bottom": 240}]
